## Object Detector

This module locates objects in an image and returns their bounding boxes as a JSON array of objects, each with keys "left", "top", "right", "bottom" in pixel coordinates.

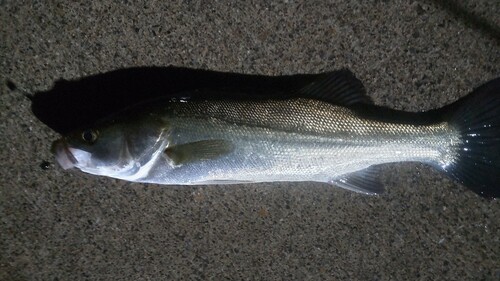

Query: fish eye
[{"left": 81, "top": 129, "right": 98, "bottom": 144}]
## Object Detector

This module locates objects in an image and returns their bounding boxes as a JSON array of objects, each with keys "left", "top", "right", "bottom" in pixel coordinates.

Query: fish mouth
[{"left": 51, "top": 139, "right": 77, "bottom": 170}]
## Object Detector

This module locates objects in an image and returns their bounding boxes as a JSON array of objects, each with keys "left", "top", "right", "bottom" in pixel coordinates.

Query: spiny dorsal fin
[
  {"left": 330, "top": 166, "right": 383, "bottom": 195},
  {"left": 296, "top": 69, "right": 372, "bottom": 106},
  {"left": 164, "top": 140, "right": 234, "bottom": 165}
]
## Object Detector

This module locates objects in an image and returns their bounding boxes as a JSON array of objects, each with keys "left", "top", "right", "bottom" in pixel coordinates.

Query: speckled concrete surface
[{"left": 1, "top": 0, "right": 499, "bottom": 280}]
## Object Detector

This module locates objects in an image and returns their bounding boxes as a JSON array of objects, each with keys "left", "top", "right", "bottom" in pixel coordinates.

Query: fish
[{"left": 51, "top": 70, "right": 500, "bottom": 198}]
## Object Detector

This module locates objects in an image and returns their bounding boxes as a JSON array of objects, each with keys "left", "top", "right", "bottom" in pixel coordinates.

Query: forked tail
[{"left": 440, "top": 77, "right": 500, "bottom": 198}]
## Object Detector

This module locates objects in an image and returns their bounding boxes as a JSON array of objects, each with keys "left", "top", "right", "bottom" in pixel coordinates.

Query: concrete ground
[{"left": 1, "top": 0, "right": 499, "bottom": 280}]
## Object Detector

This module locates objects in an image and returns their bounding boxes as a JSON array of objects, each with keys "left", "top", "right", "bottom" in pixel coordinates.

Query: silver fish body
[
  {"left": 145, "top": 99, "right": 458, "bottom": 186},
  {"left": 52, "top": 71, "right": 500, "bottom": 197}
]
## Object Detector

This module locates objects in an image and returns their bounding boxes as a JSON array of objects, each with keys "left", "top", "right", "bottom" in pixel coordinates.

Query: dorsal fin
[{"left": 296, "top": 69, "right": 372, "bottom": 106}]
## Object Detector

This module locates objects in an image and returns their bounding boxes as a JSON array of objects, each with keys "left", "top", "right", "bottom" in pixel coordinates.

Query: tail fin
[{"left": 442, "top": 77, "right": 500, "bottom": 198}]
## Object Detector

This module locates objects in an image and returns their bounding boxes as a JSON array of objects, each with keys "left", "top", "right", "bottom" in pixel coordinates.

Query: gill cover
[{"left": 57, "top": 108, "right": 170, "bottom": 178}]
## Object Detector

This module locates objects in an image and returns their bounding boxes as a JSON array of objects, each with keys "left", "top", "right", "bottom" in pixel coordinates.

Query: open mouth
[{"left": 51, "top": 139, "right": 77, "bottom": 170}]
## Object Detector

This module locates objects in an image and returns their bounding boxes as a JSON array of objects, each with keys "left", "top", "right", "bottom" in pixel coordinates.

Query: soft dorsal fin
[
  {"left": 329, "top": 166, "right": 383, "bottom": 195},
  {"left": 296, "top": 69, "right": 372, "bottom": 106}
]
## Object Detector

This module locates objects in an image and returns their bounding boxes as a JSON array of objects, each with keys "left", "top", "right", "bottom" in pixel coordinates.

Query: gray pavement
[{"left": 1, "top": 1, "right": 499, "bottom": 280}]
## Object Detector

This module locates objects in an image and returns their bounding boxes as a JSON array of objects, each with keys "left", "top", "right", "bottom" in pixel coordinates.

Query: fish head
[{"left": 52, "top": 111, "right": 169, "bottom": 178}]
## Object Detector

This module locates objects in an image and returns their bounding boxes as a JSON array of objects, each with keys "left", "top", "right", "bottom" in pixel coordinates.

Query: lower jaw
[{"left": 52, "top": 139, "right": 76, "bottom": 170}]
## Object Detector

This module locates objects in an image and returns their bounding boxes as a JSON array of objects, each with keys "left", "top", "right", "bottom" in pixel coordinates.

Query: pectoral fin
[
  {"left": 330, "top": 166, "right": 384, "bottom": 195},
  {"left": 164, "top": 140, "right": 234, "bottom": 165}
]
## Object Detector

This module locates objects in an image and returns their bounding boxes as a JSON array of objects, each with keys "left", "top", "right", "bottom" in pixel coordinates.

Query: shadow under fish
[
  {"left": 29, "top": 66, "right": 324, "bottom": 134},
  {"left": 29, "top": 67, "right": 500, "bottom": 198}
]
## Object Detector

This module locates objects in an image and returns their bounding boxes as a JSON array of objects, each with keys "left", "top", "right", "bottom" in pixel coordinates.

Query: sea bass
[{"left": 52, "top": 70, "right": 500, "bottom": 198}]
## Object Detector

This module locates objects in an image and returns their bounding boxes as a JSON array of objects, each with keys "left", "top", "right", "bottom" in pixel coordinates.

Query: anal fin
[{"left": 330, "top": 166, "right": 384, "bottom": 195}]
